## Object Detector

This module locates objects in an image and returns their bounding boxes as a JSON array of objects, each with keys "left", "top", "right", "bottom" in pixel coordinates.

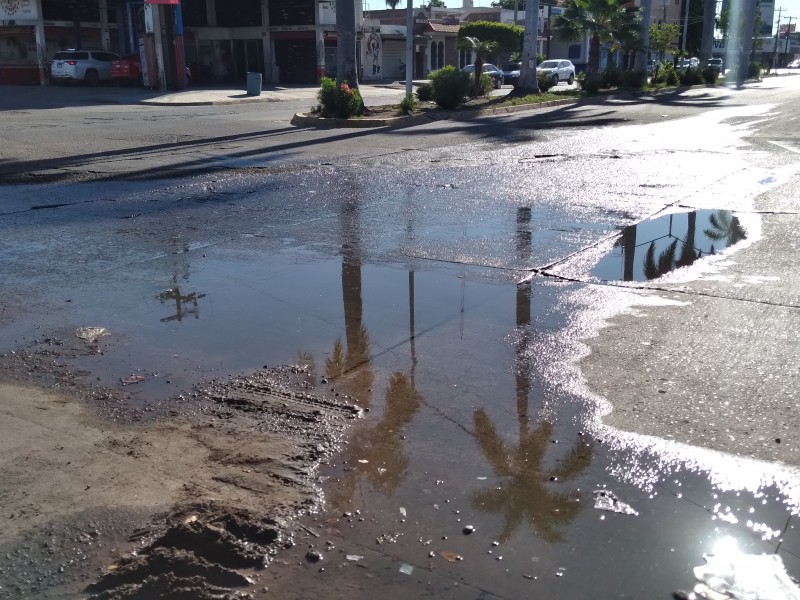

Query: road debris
[{"left": 593, "top": 490, "right": 639, "bottom": 515}]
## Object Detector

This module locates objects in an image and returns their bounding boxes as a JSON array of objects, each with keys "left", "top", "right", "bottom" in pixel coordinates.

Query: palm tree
[
  {"left": 554, "top": 0, "right": 637, "bottom": 76},
  {"left": 336, "top": 0, "right": 359, "bottom": 88},
  {"left": 515, "top": 0, "right": 541, "bottom": 94},
  {"left": 456, "top": 36, "right": 500, "bottom": 90},
  {"left": 386, "top": 0, "right": 400, "bottom": 25},
  {"left": 704, "top": 210, "right": 747, "bottom": 247}
]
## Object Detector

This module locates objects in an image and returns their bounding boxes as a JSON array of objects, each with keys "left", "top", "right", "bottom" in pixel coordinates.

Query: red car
[
  {"left": 110, "top": 53, "right": 191, "bottom": 87},
  {"left": 110, "top": 53, "right": 143, "bottom": 86}
]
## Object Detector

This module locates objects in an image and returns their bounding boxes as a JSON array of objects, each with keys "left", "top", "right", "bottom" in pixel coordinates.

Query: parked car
[
  {"left": 502, "top": 62, "right": 522, "bottom": 87},
  {"left": 536, "top": 59, "right": 576, "bottom": 85},
  {"left": 111, "top": 53, "right": 143, "bottom": 86},
  {"left": 787, "top": 58, "right": 800, "bottom": 68},
  {"left": 50, "top": 49, "right": 120, "bottom": 86},
  {"left": 110, "top": 53, "right": 192, "bottom": 87},
  {"left": 707, "top": 57, "right": 724, "bottom": 73},
  {"left": 462, "top": 63, "right": 505, "bottom": 89},
  {"left": 676, "top": 57, "right": 699, "bottom": 71}
]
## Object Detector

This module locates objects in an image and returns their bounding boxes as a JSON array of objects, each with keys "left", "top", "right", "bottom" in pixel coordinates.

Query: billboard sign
[{"left": 0, "top": 0, "right": 39, "bottom": 20}]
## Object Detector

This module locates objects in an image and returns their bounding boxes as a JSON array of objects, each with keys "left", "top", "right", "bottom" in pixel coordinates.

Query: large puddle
[{"left": 1, "top": 170, "right": 798, "bottom": 599}]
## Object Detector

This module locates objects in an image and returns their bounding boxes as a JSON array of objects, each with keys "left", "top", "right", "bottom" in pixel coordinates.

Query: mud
[{"left": 0, "top": 331, "right": 361, "bottom": 599}]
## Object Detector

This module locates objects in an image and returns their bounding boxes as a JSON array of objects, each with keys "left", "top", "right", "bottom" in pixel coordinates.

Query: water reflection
[
  {"left": 330, "top": 373, "right": 423, "bottom": 508},
  {"left": 471, "top": 207, "right": 592, "bottom": 544},
  {"left": 328, "top": 197, "right": 424, "bottom": 509},
  {"left": 592, "top": 209, "right": 748, "bottom": 282},
  {"left": 157, "top": 237, "right": 206, "bottom": 322},
  {"left": 158, "top": 287, "right": 205, "bottom": 322},
  {"left": 325, "top": 198, "right": 374, "bottom": 403}
]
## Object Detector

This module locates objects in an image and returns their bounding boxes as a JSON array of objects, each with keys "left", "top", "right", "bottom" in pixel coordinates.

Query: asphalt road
[{"left": 2, "top": 75, "right": 800, "bottom": 599}]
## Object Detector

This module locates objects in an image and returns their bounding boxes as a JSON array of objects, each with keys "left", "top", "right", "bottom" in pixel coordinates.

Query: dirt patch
[{"left": 0, "top": 333, "right": 361, "bottom": 599}]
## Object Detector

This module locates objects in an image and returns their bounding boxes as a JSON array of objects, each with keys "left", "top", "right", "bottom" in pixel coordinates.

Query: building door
[{"left": 273, "top": 38, "right": 315, "bottom": 83}]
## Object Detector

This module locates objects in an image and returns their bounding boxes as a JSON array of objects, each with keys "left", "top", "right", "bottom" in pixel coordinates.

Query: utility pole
[
  {"left": 773, "top": 6, "right": 785, "bottom": 70},
  {"left": 785, "top": 16, "right": 795, "bottom": 55},
  {"left": 680, "top": 0, "right": 690, "bottom": 56},
  {"left": 405, "top": 0, "right": 413, "bottom": 96}
]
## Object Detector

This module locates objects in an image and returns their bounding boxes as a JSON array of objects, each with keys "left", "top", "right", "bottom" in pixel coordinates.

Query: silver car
[
  {"left": 50, "top": 50, "right": 120, "bottom": 86},
  {"left": 536, "top": 59, "right": 576, "bottom": 85}
]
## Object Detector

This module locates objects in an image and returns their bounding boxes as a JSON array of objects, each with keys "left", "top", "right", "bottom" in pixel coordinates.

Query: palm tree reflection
[
  {"left": 471, "top": 207, "right": 592, "bottom": 544},
  {"left": 704, "top": 210, "right": 747, "bottom": 248},
  {"left": 330, "top": 372, "right": 423, "bottom": 509},
  {"left": 602, "top": 210, "right": 748, "bottom": 282},
  {"left": 471, "top": 413, "right": 592, "bottom": 543}
]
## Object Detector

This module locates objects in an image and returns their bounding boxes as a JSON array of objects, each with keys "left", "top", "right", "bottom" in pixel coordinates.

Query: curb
[
  {"left": 291, "top": 112, "right": 436, "bottom": 128},
  {"left": 141, "top": 95, "right": 284, "bottom": 107},
  {"left": 291, "top": 97, "right": 578, "bottom": 129}
]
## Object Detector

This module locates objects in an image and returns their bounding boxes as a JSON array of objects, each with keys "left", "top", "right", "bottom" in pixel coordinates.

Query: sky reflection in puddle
[{"left": 591, "top": 209, "right": 748, "bottom": 282}]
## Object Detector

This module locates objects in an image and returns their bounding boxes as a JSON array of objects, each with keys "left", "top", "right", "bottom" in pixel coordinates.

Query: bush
[
  {"left": 701, "top": 67, "right": 718, "bottom": 84},
  {"left": 399, "top": 92, "right": 417, "bottom": 114},
  {"left": 665, "top": 67, "right": 680, "bottom": 86},
  {"left": 315, "top": 77, "right": 364, "bottom": 118},
  {"left": 748, "top": 61, "right": 762, "bottom": 80},
  {"left": 580, "top": 73, "right": 603, "bottom": 94},
  {"left": 416, "top": 82, "right": 433, "bottom": 102},
  {"left": 469, "top": 72, "right": 494, "bottom": 97},
  {"left": 622, "top": 69, "right": 647, "bottom": 90},
  {"left": 602, "top": 64, "right": 623, "bottom": 88},
  {"left": 429, "top": 65, "right": 471, "bottom": 110},
  {"left": 537, "top": 70, "right": 556, "bottom": 92},
  {"left": 680, "top": 66, "right": 703, "bottom": 86},
  {"left": 651, "top": 60, "right": 678, "bottom": 85}
]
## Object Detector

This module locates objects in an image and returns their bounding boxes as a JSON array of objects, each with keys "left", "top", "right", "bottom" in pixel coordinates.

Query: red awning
[{"left": 146, "top": 0, "right": 179, "bottom": 5}]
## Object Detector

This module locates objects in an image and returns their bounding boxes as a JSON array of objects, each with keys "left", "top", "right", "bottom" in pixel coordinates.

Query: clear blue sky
[{"left": 386, "top": 0, "right": 800, "bottom": 35}]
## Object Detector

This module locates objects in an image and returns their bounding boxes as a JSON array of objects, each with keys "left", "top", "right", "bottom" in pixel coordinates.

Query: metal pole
[
  {"left": 405, "top": 0, "right": 413, "bottom": 95},
  {"left": 786, "top": 16, "right": 795, "bottom": 55}
]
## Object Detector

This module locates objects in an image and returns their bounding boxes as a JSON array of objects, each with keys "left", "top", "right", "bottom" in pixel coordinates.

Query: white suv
[
  {"left": 536, "top": 59, "right": 576, "bottom": 85},
  {"left": 50, "top": 50, "right": 120, "bottom": 86}
]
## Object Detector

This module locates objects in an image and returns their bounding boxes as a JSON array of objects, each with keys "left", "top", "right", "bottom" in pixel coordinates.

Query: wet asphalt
[{"left": 1, "top": 76, "right": 800, "bottom": 599}]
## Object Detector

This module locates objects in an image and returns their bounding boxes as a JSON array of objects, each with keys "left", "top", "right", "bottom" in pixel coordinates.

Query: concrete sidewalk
[{"left": 138, "top": 80, "right": 428, "bottom": 106}]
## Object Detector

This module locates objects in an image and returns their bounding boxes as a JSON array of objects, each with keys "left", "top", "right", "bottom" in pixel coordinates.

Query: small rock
[
  {"left": 305, "top": 550, "right": 323, "bottom": 563},
  {"left": 462, "top": 525, "right": 475, "bottom": 535}
]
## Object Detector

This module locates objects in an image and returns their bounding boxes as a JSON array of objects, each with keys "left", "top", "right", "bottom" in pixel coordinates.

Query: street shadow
[{"left": 1, "top": 86, "right": 748, "bottom": 184}]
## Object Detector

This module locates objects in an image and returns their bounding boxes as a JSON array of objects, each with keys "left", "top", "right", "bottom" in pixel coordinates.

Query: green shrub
[
  {"left": 665, "top": 68, "right": 679, "bottom": 86},
  {"left": 680, "top": 66, "right": 703, "bottom": 86},
  {"left": 701, "top": 67, "right": 718, "bottom": 84},
  {"left": 748, "top": 61, "right": 761, "bottom": 80},
  {"left": 315, "top": 77, "right": 364, "bottom": 118},
  {"left": 399, "top": 92, "right": 417, "bottom": 114},
  {"left": 416, "top": 82, "right": 433, "bottom": 102},
  {"left": 622, "top": 69, "right": 647, "bottom": 89},
  {"left": 602, "top": 64, "right": 623, "bottom": 88},
  {"left": 429, "top": 65, "right": 471, "bottom": 109},
  {"left": 466, "top": 72, "right": 493, "bottom": 97},
  {"left": 537, "top": 70, "right": 556, "bottom": 92},
  {"left": 581, "top": 73, "right": 603, "bottom": 94}
]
